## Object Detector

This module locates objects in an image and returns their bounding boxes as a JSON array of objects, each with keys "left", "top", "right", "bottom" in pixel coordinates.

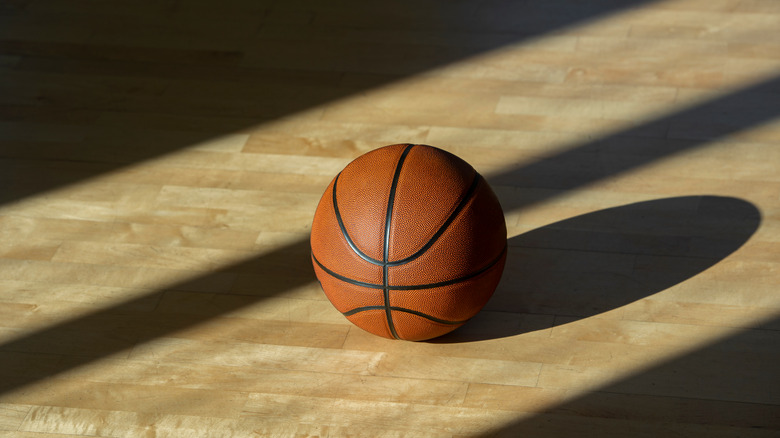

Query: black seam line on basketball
[
  {"left": 312, "top": 253, "right": 383, "bottom": 289},
  {"left": 385, "top": 172, "right": 481, "bottom": 267},
  {"left": 383, "top": 144, "right": 414, "bottom": 264},
  {"left": 332, "top": 171, "right": 384, "bottom": 266},
  {"left": 331, "top": 152, "right": 480, "bottom": 266},
  {"left": 342, "top": 306, "right": 469, "bottom": 325},
  {"left": 312, "top": 244, "right": 506, "bottom": 291},
  {"left": 388, "top": 244, "right": 506, "bottom": 290},
  {"left": 383, "top": 144, "right": 415, "bottom": 340}
]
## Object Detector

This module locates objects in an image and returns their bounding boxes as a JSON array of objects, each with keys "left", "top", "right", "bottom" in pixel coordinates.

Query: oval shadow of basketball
[{"left": 433, "top": 195, "right": 761, "bottom": 343}]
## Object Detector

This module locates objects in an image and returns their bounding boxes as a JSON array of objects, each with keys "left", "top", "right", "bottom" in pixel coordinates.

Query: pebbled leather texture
[{"left": 311, "top": 144, "right": 507, "bottom": 341}]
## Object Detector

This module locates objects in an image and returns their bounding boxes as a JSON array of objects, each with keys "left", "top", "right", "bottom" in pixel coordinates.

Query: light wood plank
[{"left": 1, "top": 0, "right": 778, "bottom": 436}]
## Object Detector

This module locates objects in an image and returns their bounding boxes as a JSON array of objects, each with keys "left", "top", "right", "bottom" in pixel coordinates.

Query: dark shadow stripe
[
  {"left": 1, "top": 0, "right": 776, "bottom": 403},
  {"left": 343, "top": 305, "right": 469, "bottom": 325},
  {"left": 312, "top": 244, "right": 507, "bottom": 291},
  {"left": 387, "top": 172, "right": 481, "bottom": 266}
]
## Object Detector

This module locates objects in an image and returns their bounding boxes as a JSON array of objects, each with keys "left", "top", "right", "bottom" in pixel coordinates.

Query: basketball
[{"left": 310, "top": 144, "right": 507, "bottom": 341}]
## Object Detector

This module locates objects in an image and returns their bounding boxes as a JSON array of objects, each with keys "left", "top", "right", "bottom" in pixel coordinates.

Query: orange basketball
[{"left": 310, "top": 144, "right": 507, "bottom": 341}]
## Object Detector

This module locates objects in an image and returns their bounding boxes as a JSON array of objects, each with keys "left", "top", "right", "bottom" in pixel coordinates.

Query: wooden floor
[{"left": 1, "top": 0, "right": 779, "bottom": 436}]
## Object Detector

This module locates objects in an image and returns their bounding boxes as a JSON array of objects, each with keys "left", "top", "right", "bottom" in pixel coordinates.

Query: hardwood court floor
[{"left": 1, "top": 0, "right": 779, "bottom": 436}]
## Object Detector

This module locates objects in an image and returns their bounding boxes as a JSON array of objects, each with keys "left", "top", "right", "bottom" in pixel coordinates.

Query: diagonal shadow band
[
  {"left": 1, "top": 72, "right": 777, "bottom": 395},
  {"left": 477, "top": 312, "right": 780, "bottom": 436},
  {"left": 0, "top": 238, "right": 315, "bottom": 394},
  {"left": 0, "top": 0, "right": 659, "bottom": 206},
  {"left": 488, "top": 76, "right": 780, "bottom": 214},
  {"left": 435, "top": 195, "right": 762, "bottom": 342}
]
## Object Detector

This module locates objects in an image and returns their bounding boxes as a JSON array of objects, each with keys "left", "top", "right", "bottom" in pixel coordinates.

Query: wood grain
[{"left": 1, "top": 0, "right": 778, "bottom": 436}]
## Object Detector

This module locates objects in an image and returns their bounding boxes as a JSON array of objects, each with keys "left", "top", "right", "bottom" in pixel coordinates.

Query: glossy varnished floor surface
[{"left": 1, "top": 0, "right": 779, "bottom": 436}]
